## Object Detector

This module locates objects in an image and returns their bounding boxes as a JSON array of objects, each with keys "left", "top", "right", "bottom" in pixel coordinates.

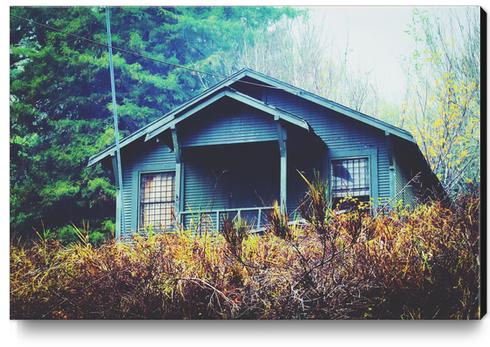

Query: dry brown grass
[{"left": 10, "top": 193, "right": 480, "bottom": 319}]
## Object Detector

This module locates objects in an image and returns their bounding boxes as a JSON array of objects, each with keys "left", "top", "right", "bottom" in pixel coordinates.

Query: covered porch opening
[{"left": 181, "top": 141, "right": 280, "bottom": 232}]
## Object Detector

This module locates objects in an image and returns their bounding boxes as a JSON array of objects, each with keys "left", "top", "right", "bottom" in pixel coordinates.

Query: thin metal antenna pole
[{"left": 105, "top": 7, "right": 124, "bottom": 239}]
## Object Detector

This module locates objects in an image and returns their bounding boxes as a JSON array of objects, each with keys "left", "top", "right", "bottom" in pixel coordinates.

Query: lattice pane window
[
  {"left": 140, "top": 172, "right": 175, "bottom": 231},
  {"left": 331, "top": 158, "right": 370, "bottom": 207}
]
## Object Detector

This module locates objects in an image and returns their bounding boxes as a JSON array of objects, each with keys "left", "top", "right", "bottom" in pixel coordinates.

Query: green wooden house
[{"left": 88, "top": 68, "right": 441, "bottom": 239}]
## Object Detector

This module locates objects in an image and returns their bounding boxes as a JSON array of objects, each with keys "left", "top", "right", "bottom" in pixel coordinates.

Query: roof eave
[
  {"left": 88, "top": 149, "right": 114, "bottom": 167},
  {"left": 237, "top": 69, "right": 415, "bottom": 143}
]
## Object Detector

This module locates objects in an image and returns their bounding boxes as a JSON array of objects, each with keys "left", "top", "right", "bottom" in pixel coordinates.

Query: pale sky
[
  {"left": 307, "top": 6, "right": 477, "bottom": 105},
  {"left": 309, "top": 7, "right": 415, "bottom": 104}
]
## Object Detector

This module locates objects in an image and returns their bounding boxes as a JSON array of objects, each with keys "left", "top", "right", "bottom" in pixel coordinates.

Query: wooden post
[
  {"left": 275, "top": 116, "right": 287, "bottom": 214},
  {"left": 175, "top": 162, "right": 182, "bottom": 222},
  {"left": 257, "top": 208, "right": 262, "bottom": 230},
  {"left": 386, "top": 132, "right": 395, "bottom": 209},
  {"left": 280, "top": 152, "right": 287, "bottom": 213},
  {"left": 171, "top": 126, "right": 182, "bottom": 225}
]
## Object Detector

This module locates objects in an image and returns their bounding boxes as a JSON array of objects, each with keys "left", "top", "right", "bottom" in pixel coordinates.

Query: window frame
[
  {"left": 331, "top": 156, "right": 371, "bottom": 201},
  {"left": 327, "top": 149, "right": 378, "bottom": 209},
  {"left": 137, "top": 169, "right": 176, "bottom": 232}
]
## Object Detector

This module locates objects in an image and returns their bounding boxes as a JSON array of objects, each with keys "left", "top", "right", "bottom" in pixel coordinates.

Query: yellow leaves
[
  {"left": 428, "top": 147, "right": 437, "bottom": 159},
  {"left": 433, "top": 118, "right": 443, "bottom": 128}
]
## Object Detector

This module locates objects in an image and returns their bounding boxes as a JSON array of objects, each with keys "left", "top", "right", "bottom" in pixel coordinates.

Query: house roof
[
  {"left": 88, "top": 87, "right": 312, "bottom": 166},
  {"left": 88, "top": 68, "right": 415, "bottom": 167},
  {"left": 236, "top": 69, "right": 415, "bottom": 142}
]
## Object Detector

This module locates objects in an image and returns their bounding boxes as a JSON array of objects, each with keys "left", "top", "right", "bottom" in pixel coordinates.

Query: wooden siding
[
  {"left": 260, "top": 89, "right": 391, "bottom": 205},
  {"left": 393, "top": 140, "right": 419, "bottom": 207},
  {"left": 393, "top": 156, "right": 406, "bottom": 205},
  {"left": 179, "top": 100, "right": 278, "bottom": 147},
  {"left": 120, "top": 139, "right": 176, "bottom": 236}
]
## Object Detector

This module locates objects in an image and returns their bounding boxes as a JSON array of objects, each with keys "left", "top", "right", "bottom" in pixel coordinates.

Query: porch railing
[{"left": 180, "top": 206, "right": 274, "bottom": 233}]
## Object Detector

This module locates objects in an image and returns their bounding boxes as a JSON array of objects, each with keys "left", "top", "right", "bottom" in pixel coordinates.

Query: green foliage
[
  {"left": 55, "top": 220, "right": 111, "bottom": 246},
  {"left": 88, "top": 231, "right": 107, "bottom": 247},
  {"left": 10, "top": 6, "right": 297, "bottom": 237},
  {"left": 10, "top": 194, "right": 480, "bottom": 319},
  {"left": 57, "top": 225, "right": 79, "bottom": 245}
]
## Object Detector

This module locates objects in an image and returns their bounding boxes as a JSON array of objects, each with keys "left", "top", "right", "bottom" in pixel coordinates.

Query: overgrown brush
[{"left": 10, "top": 193, "right": 480, "bottom": 319}]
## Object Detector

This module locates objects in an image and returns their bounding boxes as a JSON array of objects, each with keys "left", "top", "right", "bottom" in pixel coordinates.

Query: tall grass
[{"left": 10, "top": 190, "right": 480, "bottom": 319}]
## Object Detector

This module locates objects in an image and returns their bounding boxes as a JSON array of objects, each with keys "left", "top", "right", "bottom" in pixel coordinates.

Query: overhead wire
[{"left": 11, "top": 13, "right": 282, "bottom": 89}]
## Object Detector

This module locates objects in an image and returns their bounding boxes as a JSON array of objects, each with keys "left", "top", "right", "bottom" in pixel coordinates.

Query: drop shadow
[{"left": 15, "top": 318, "right": 483, "bottom": 339}]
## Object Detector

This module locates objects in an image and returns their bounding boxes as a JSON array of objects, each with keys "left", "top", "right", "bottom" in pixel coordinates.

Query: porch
[
  {"left": 179, "top": 141, "right": 282, "bottom": 232},
  {"left": 176, "top": 129, "right": 326, "bottom": 232},
  {"left": 165, "top": 94, "right": 326, "bottom": 233}
]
